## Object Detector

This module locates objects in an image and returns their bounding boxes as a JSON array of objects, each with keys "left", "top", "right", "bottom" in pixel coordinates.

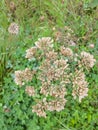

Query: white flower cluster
[
  {"left": 25, "top": 86, "right": 35, "bottom": 96},
  {"left": 8, "top": 23, "right": 19, "bottom": 35},
  {"left": 80, "top": 51, "right": 96, "bottom": 69},
  {"left": 60, "top": 46, "right": 73, "bottom": 57},
  {"left": 72, "top": 69, "right": 88, "bottom": 102},
  {"left": 15, "top": 68, "right": 34, "bottom": 86},
  {"left": 14, "top": 37, "right": 96, "bottom": 117}
]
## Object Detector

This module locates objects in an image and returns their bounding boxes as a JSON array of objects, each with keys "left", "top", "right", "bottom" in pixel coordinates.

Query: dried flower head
[
  {"left": 60, "top": 46, "right": 73, "bottom": 57},
  {"left": 79, "top": 51, "right": 96, "bottom": 69},
  {"left": 15, "top": 68, "right": 34, "bottom": 86},
  {"left": 14, "top": 70, "right": 24, "bottom": 86},
  {"left": 46, "top": 98, "right": 67, "bottom": 112},
  {"left": 23, "top": 68, "right": 34, "bottom": 81},
  {"left": 8, "top": 23, "right": 19, "bottom": 35},
  {"left": 45, "top": 50, "right": 57, "bottom": 60},
  {"left": 25, "top": 86, "right": 35, "bottom": 96},
  {"left": 25, "top": 47, "right": 37, "bottom": 60},
  {"left": 49, "top": 85, "right": 67, "bottom": 98},
  {"left": 39, "top": 58, "right": 69, "bottom": 82},
  {"left": 54, "top": 27, "right": 77, "bottom": 46},
  {"left": 40, "top": 82, "right": 50, "bottom": 96},
  {"left": 32, "top": 99, "right": 47, "bottom": 118},
  {"left": 35, "top": 37, "right": 53, "bottom": 50},
  {"left": 72, "top": 70, "right": 88, "bottom": 102}
]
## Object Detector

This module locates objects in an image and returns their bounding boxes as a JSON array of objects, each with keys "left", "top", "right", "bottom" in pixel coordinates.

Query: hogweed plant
[{"left": 14, "top": 37, "right": 96, "bottom": 118}]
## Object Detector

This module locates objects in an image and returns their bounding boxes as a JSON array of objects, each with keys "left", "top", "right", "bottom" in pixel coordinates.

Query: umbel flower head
[
  {"left": 15, "top": 68, "right": 35, "bottom": 86},
  {"left": 25, "top": 86, "right": 35, "bottom": 96},
  {"left": 80, "top": 51, "right": 96, "bottom": 69},
  {"left": 14, "top": 37, "right": 96, "bottom": 118},
  {"left": 35, "top": 37, "right": 53, "bottom": 50},
  {"left": 25, "top": 47, "right": 37, "bottom": 60},
  {"left": 60, "top": 46, "right": 73, "bottom": 57},
  {"left": 72, "top": 69, "right": 88, "bottom": 102},
  {"left": 8, "top": 22, "right": 19, "bottom": 35}
]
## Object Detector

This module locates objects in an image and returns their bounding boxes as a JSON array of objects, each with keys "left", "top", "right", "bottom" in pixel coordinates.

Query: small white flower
[{"left": 8, "top": 23, "right": 19, "bottom": 35}]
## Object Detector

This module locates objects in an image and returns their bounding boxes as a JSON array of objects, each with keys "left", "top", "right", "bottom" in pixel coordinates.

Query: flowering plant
[{"left": 14, "top": 37, "right": 96, "bottom": 118}]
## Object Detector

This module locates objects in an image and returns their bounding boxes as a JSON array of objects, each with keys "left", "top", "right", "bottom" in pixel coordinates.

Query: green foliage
[
  {"left": 1, "top": 0, "right": 98, "bottom": 130},
  {"left": 89, "top": 0, "right": 98, "bottom": 8}
]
